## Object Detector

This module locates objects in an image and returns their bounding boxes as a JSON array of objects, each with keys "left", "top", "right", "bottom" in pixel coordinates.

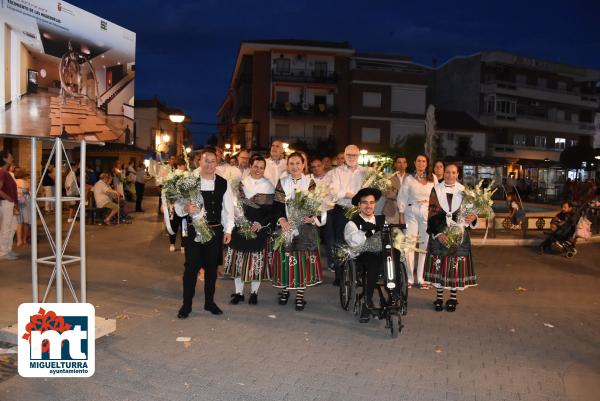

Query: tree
[
  {"left": 560, "top": 145, "right": 596, "bottom": 171},
  {"left": 381, "top": 134, "right": 426, "bottom": 171}
]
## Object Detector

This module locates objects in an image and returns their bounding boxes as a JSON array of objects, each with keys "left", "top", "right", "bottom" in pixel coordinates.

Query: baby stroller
[{"left": 539, "top": 204, "right": 592, "bottom": 258}]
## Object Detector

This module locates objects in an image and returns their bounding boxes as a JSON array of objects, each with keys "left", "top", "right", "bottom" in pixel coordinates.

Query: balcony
[
  {"left": 271, "top": 68, "right": 337, "bottom": 84},
  {"left": 481, "top": 80, "right": 599, "bottom": 108},
  {"left": 271, "top": 102, "right": 337, "bottom": 118},
  {"left": 491, "top": 143, "right": 562, "bottom": 162},
  {"left": 480, "top": 112, "right": 596, "bottom": 135}
]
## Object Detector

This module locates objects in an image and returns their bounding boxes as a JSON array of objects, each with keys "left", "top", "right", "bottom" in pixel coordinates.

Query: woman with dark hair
[
  {"left": 424, "top": 163, "right": 478, "bottom": 312},
  {"left": 433, "top": 160, "right": 445, "bottom": 184},
  {"left": 397, "top": 154, "right": 435, "bottom": 289},
  {"left": 272, "top": 152, "right": 325, "bottom": 311},
  {"left": 224, "top": 154, "right": 275, "bottom": 305}
]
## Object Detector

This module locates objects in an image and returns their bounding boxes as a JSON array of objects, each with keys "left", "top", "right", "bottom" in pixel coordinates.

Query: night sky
[{"left": 71, "top": 0, "right": 600, "bottom": 145}]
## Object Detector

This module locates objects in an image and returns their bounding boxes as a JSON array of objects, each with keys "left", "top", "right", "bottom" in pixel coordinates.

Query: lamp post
[{"left": 169, "top": 113, "right": 186, "bottom": 156}]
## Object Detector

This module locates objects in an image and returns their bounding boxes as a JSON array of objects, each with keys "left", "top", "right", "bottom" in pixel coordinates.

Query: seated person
[
  {"left": 538, "top": 201, "right": 575, "bottom": 253},
  {"left": 92, "top": 173, "right": 122, "bottom": 225},
  {"left": 343, "top": 188, "right": 385, "bottom": 323}
]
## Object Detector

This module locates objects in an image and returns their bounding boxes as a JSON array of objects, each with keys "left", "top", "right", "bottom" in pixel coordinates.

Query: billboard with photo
[{"left": 0, "top": 0, "right": 135, "bottom": 142}]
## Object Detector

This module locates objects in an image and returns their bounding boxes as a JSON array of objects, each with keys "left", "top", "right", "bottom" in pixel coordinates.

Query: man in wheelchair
[{"left": 343, "top": 187, "right": 386, "bottom": 323}]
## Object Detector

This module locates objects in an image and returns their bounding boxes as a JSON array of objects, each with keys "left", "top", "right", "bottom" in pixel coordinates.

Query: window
[
  {"left": 556, "top": 109, "right": 565, "bottom": 121},
  {"left": 568, "top": 139, "right": 578, "bottom": 147},
  {"left": 274, "top": 58, "right": 290, "bottom": 74},
  {"left": 486, "top": 95, "right": 495, "bottom": 114},
  {"left": 314, "top": 95, "right": 327, "bottom": 106},
  {"left": 275, "top": 124, "right": 290, "bottom": 136},
  {"left": 554, "top": 137, "right": 566, "bottom": 150},
  {"left": 314, "top": 61, "right": 328, "bottom": 77},
  {"left": 275, "top": 91, "right": 289, "bottom": 105},
  {"left": 313, "top": 125, "right": 327, "bottom": 137},
  {"left": 513, "top": 134, "right": 526, "bottom": 146},
  {"left": 557, "top": 81, "right": 567, "bottom": 91},
  {"left": 361, "top": 127, "right": 381, "bottom": 143},
  {"left": 538, "top": 77, "right": 547, "bottom": 88},
  {"left": 534, "top": 136, "right": 547, "bottom": 148},
  {"left": 496, "top": 99, "right": 516, "bottom": 115},
  {"left": 362, "top": 92, "right": 382, "bottom": 108},
  {"left": 516, "top": 74, "right": 526, "bottom": 85}
]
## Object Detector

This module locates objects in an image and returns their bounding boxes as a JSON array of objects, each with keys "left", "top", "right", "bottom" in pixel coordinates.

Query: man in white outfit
[
  {"left": 264, "top": 140, "right": 287, "bottom": 187},
  {"left": 328, "top": 145, "right": 366, "bottom": 285}
]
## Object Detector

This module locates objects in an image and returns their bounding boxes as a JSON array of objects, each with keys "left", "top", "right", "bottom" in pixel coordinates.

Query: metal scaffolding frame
[{"left": 1, "top": 134, "right": 103, "bottom": 303}]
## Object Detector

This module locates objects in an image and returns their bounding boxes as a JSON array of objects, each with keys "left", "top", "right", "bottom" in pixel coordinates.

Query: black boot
[
  {"left": 446, "top": 299, "right": 457, "bottom": 312},
  {"left": 229, "top": 293, "right": 244, "bottom": 305},
  {"left": 359, "top": 301, "right": 371, "bottom": 323},
  {"left": 249, "top": 292, "right": 258, "bottom": 305},
  {"left": 433, "top": 299, "right": 444, "bottom": 312}
]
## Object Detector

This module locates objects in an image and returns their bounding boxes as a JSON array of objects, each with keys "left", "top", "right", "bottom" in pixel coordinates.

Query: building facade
[
  {"left": 217, "top": 40, "right": 430, "bottom": 153},
  {"left": 433, "top": 51, "right": 600, "bottom": 184}
]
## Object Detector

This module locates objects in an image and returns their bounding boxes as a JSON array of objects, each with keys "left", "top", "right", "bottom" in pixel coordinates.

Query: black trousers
[
  {"left": 182, "top": 225, "right": 224, "bottom": 311},
  {"left": 330, "top": 205, "right": 349, "bottom": 281},
  {"left": 355, "top": 252, "right": 383, "bottom": 302},
  {"left": 135, "top": 182, "right": 145, "bottom": 211},
  {"left": 169, "top": 214, "right": 183, "bottom": 246}
]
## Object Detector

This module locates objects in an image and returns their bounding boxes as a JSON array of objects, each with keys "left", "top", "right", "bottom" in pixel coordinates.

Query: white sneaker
[{"left": 169, "top": 244, "right": 176, "bottom": 252}]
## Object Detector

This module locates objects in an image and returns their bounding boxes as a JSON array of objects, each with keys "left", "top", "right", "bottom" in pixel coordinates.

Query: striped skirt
[
  {"left": 272, "top": 249, "right": 323, "bottom": 289},
  {"left": 424, "top": 254, "right": 477, "bottom": 290},
  {"left": 223, "top": 246, "right": 272, "bottom": 282}
]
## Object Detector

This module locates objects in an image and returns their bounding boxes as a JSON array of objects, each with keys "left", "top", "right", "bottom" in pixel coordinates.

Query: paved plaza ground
[{"left": 0, "top": 198, "right": 599, "bottom": 401}]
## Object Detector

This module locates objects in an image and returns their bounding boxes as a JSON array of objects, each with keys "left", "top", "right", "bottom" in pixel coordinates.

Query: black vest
[
  {"left": 201, "top": 175, "right": 228, "bottom": 225},
  {"left": 351, "top": 214, "right": 386, "bottom": 232}
]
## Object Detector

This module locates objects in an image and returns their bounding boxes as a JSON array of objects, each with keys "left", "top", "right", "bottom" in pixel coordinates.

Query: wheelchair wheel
[
  {"left": 389, "top": 313, "right": 401, "bottom": 338},
  {"left": 339, "top": 260, "right": 355, "bottom": 311}
]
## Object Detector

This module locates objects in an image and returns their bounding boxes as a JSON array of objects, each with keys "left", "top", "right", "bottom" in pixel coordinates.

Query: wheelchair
[{"left": 339, "top": 223, "right": 409, "bottom": 338}]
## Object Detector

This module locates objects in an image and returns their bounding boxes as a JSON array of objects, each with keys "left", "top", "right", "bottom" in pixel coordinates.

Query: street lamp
[
  {"left": 169, "top": 114, "right": 185, "bottom": 124},
  {"left": 185, "top": 147, "right": 192, "bottom": 154},
  {"left": 360, "top": 149, "right": 368, "bottom": 166}
]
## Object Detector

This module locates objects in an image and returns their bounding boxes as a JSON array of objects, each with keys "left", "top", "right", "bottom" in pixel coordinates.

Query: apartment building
[
  {"left": 433, "top": 51, "right": 600, "bottom": 174},
  {"left": 217, "top": 40, "right": 430, "bottom": 153}
]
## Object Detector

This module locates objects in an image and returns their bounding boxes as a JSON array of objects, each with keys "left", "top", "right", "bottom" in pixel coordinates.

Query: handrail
[{"left": 98, "top": 72, "right": 135, "bottom": 103}]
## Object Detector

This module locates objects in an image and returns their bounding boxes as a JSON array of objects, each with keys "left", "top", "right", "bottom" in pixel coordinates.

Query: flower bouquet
[
  {"left": 273, "top": 184, "right": 334, "bottom": 250},
  {"left": 442, "top": 180, "right": 497, "bottom": 249},
  {"left": 231, "top": 179, "right": 257, "bottom": 240},
  {"left": 162, "top": 170, "right": 214, "bottom": 243},
  {"left": 345, "top": 165, "right": 392, "bottom": 219}
]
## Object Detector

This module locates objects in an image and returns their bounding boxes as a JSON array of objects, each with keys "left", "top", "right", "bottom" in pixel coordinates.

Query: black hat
[{"left": 351, "top": 188, "right": 382, "bottom": 206}]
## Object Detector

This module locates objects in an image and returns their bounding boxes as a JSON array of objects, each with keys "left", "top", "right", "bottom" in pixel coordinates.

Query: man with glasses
[{"left": 327, "top": 145, "right": 366, "bottom": 285}]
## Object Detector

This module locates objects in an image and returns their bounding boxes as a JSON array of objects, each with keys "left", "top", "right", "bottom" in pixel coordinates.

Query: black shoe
[
  {"left": 204, "top": 303, "right": 223, "bottom": 315},
  {"left": 249, "top": 292, "right": 258, "bottom": 305},
  {"left": 278, "top": 291, "right": 289, "bottom": 305},
  {"left": 332, "top": 278, "right": 340, "bottom": 287},
  {"left": 295, "top": 298, "right": 306, "bottom": 311},
  {"left": 229, "top": 293, "right": 244, "bottom": 304},
  {"left": 433, "top": 299, "right": 444, "bottom": 312},
  {"left": 446, "top": 299, "right": 457, "bottom": 312},
  {"left": 177, "top": 306, "right": 190, "bottom": 319}
]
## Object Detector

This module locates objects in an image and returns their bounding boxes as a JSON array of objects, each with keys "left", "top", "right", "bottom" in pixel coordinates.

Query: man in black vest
[
  {"left": 343, "top": 188, "right": 385, "bottom": 323},
  {"left": 177, "top": 148, "right": 234, "bottom": 318}
]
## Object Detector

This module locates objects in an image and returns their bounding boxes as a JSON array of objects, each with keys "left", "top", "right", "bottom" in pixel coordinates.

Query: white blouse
[
  {"left": 277, "top": 174, "right": 326, "bottom": 226},
  {"left": 329, "top": 164, "right": 366, "bottom": 207},
  {"left": 242, "top": 176, "right": 274, "bottom": 199},
  {"left": 397, "top": 175, "right": 434, "bottom": 214}
]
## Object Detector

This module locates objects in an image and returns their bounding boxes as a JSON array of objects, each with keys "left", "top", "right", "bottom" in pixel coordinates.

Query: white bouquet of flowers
[
  {"left": 443, "top": 180, "right": 497, "bottom": 249},
  {"left": 162, "top": 171, "right": 214, "bottom": 243}
]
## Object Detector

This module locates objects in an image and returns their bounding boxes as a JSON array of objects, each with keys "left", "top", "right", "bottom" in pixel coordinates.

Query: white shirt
[
  {"left": 311, "top": 172, "right": 331, "bottom": 186},
  {"left": 92, "top": 180, "right": 112, "bottom": 208},
  {"left": 242, "top": 175, "right": 274, "bottom": 199},
  {"left": 264, "top": 157, "right": 287, "bottom": 187},
  {"left": 397, "top": 175, "right": 434, "bottom": 214},
  {"left": 344, "top": 214, "right": 377, "bottom": 247},
  {"left": 278, "top": 174, "right": 326, "bottom": 226},
  {"left": 174, "top": 174, "right": 235, "bottom": 234},
  {"left": 329, "top": 164, "right": 366, "bottom": 207}
]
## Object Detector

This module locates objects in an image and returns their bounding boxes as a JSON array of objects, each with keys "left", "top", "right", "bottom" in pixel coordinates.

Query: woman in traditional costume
[{"left": 424, "top": 164, "right": 478, "bottom": 312}]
